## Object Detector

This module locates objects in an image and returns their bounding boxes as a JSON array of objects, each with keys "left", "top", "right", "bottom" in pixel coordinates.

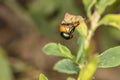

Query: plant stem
[
  {"left": 84, "top": 11, "right": 100, "bottom": 50},
  {"left": 77, "top": 11, "right": 100, "bottom": 80},
  {"left": 76, "top": 11, "right": 100, "bottom": 64}
]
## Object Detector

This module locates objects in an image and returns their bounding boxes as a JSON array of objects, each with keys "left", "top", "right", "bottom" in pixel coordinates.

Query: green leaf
[
  {"left": 66, "top": 77, "right": 75, "bottom": 80},
  {"left": 58, "top": 43, "right": 74, "bottom": 59},
  {"left": 98, "top": 14, "right": 120, "bottom": 30},
  {"left": 98, "top": 46, "right": 120, "bottom": 68},
  {"left": 96, "top": 0, "right": 116, "bottom": 14},
  {"left": 43, "top": 43, "right": 74, "bottom": 59},
  {"left": 76, "top": 37, "right": 85, "bottom": 63},
  {"left": 83, "top": 0, "right": 96, "bottom": 17},
  {"left": 0, "top": 48, "right": 14, "bottom": 80},
  {"left": 54, "top": 59, "right": 79, "bottom": 74},
  {"left": 39, "top": 73, "right": 48, "bottom": 80},
  {"left": 78, "top": 55, "right": 98, "bottom": 80},
  {"left": 76, "top": 18, "right": 88, "bottom": 37}
]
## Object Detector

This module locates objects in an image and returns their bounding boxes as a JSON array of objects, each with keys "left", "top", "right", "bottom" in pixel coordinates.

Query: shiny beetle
[{"left": 59, "top": 22, "right": 79, "bottom": 40}]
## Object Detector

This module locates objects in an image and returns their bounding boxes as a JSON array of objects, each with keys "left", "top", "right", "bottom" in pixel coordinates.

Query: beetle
[{"left": 59, "top": 21, "right": 79, "bottom": 40}]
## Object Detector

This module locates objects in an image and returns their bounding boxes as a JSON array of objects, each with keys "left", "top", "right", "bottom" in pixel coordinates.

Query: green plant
[
  {"left": 40, "top": 0, "right": 120, "bottom": 80},
  {"left": 0, "top": 48, "right": 14, "bottom": 80}
]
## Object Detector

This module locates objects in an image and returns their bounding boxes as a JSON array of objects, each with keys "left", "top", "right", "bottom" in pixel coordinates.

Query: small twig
[{"left": 84, "top": 11, "right": 100, "bottom": 49}]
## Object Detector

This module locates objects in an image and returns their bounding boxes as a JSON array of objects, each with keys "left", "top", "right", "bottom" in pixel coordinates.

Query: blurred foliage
[
  {"left": 82, "top": 0, "right": 96, "bottom": 17},
  {"left": 0, "top": 48, "right": 14, "bottom": 80},
  {"left": 99, "top": 14, "right": 120, "bottom": 30},
  {"left": 97, "top": 0, "right": 120, "bottom": 51},
  {"left": 28, "top": 0, "right": 81, "bottom": 39},
  {"left": 102, "top": 0, "right": 120, "bottom": 13},
  {"left": 95, "top": 0, "right": 116, "bottom": 15},
  {"left": 98, "top": 26, "right": 120, "bottom": 51},
  {"left": 66, "top": 77, "right": 75, "bottom": 80},
  {"left": 0, "top": 0, "right": 119, "bottom": 80},
  {"left": 39, "top": 74, "right": 48, "bottom": 80},
  {"left": 78, "top": 55, "right": 98, "bottom": 80}
]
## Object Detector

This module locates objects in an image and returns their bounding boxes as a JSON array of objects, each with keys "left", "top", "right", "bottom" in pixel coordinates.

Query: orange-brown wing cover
[{"left": 59, "top": 25, "right": 70, "bottom": 33}]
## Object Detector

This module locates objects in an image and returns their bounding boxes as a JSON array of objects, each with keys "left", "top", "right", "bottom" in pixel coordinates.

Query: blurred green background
[{"left": 0, "top": 0, "right": 120, "bottom": 80}]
